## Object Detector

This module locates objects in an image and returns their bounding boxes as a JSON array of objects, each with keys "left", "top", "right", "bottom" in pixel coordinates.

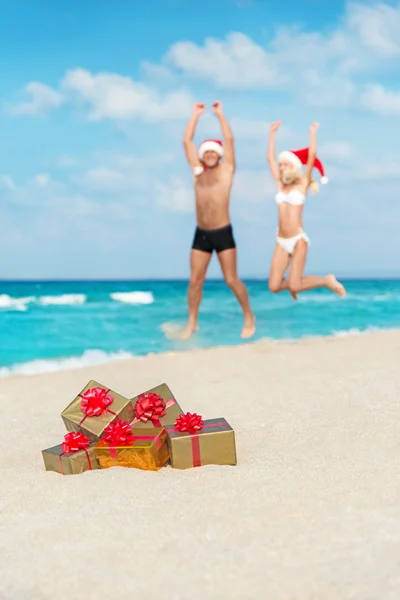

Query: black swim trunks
[{"left": 191, "top": 224, "right": 236, "bottom": 254}]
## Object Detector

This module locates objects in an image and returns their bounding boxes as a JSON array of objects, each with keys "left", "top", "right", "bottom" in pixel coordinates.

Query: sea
[{"left": 0, "top": 279, "right": 399, "bottom": 377}]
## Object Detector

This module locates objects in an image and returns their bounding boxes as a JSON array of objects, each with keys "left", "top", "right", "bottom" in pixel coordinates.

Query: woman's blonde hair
[{"left": 308, "top": 179, "right": 319, "bottom": 194}]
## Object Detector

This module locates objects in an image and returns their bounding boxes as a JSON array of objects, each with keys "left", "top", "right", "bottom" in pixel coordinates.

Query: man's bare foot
[
  {"left": 241, "top": 314, "right": 256, "bottom": 339},
  {"left": 179, "top": 322, "right": 199, "bottom": 340},
  {"left": 325, "top": 274, "right": 346, "bottom": 297}
]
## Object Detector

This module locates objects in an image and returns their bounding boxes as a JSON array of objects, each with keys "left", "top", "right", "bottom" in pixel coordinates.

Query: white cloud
[
  {"left": 5, "top": 82, "right": 63, "bottom": 116},
  {"left": 34, "top": 173, "right": 50, "bottom": 187},
  {"left": 5, "top": 3, "right": 400, "bottom": 126},
  {"left": 156, "top": 176, "right": 194, "bottom": 212},
  {"left": 352, "top": 160, "right": 400, "bottom": 181},
  {"left": 58, "top": 154, "right": 77, "bottom": 168},
  {"left": 153, "top": 2, "right": 400, "bottom": 111},
  {"left": 319, "top": 142, "right": 353, "bottom": 162},
  {"left": 76, "top": 153, "right": 174, "bottom": 193},
  {"left": 166, "top": 32, "right": 280, "bottom": 89},
  {"left": 231, "top": 118, "right": 292, "bottom": 141},
  {"left": 0, "top": 175, "right": 16, "bottom": 190},
  {"left": 82, "top": 168, "right": 125, "bottom": 189},
  {"left": 140, "top": 61, "right": 177, "bottom": 84},
  {"left": 1, "top": 169, "right": 139, "bottom": 224},
  {"left": 61, "top": 68, "right": 193, "bottom": 121},
  {"left": 361, "top": 84, "right": 400, "bottom": 115},
  {"left": 233, "top": 169, "right": 275, "bottom": 204},
  {"left": 345, "top": 1, "right": 400, "bottom": 59}
]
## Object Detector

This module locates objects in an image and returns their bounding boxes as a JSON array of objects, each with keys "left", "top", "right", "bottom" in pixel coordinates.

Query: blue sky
[{"left": 0, "top": 0, "right": 399, "bottom": 279}]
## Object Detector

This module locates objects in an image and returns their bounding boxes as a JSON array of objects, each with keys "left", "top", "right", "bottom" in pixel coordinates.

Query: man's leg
[
  {"left": 180, "top": 249, "right": 212, "bottom": 340},
  {"left": 217, "top": 249, "right": 256, "bottom": 339}
]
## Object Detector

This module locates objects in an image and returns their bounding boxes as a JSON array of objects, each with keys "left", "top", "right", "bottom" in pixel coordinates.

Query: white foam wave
[
  {"left": 38, "top": 294, "right": 86, "bottom": 306},
  {"left": 332, "top": 326, "right": 382, "bottom": 338},
  {"left": 0, "top": 294, "right": 35, "bottom": 311},
  {"left": 0, "top": 293, "right": 87, "bottom": 310},
  {"left": 0, "top": 349, "right": 138, "bottom": 378},
  {"left": 110, "top": 291, "right": 154, "bottom": 305},
  {"left": 160, "top": 322, "right": 183, "bottom": 339},
  {"left": 371, "top": 293, "right": 398, "bottom": 302},
  {"left": 301, "top": 292, "right": 399, "bottom": 304}
]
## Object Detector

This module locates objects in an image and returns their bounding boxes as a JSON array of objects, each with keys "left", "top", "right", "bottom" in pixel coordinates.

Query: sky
[{"left": 0, "top": 0, "right": 399, "bottom": 279}]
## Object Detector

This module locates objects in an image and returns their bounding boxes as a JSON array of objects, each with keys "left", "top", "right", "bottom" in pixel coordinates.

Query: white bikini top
[{"left": 275, "top": 190, "right": 305, "bottom": 206}]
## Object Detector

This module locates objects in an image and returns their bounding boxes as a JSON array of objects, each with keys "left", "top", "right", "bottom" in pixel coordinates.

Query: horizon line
[{"left": 1, "top": 276, "right": 400, "bottom": 283}]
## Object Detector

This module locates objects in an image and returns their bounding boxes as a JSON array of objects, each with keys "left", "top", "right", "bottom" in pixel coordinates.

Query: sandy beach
[{"left": 1, "top": 330, "right": 400, "bottom": 600}]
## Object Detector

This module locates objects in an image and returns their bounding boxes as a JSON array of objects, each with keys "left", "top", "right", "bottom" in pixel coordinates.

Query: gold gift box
[
  {"left": 42, "top": 444, "right": 100, "bottom": 475},
  {"left": 167, "top": 418, "right": 237, "bottom": 470},
  {"left": 130, "top": 382, "right": 183, "bottom": 430},
  {"left": 61, "top": 380, "right": 133, "bottom": 442},
  {"left": 94, "top": 427, "right": 169, "bottom": 471}
]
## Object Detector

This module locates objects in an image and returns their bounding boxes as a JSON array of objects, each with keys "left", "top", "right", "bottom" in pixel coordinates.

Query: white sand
[{"left": 1, "top": 330, "right": 400, "bottom": 600}]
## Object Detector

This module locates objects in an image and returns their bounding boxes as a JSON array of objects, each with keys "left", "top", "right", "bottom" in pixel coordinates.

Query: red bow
[
  {"left": 174, "top": 412, "right": 204, "bottom": 434},
  {"left": 80, "top": 387, "right": 114, "bottom": 417},
  {"left": 103, "top": 419, "right": 134, "bottom": 446},
  {"left": 134, "top": 393, "right": 166, "bottom": 427},
  {"left": 62, "top": 431, "right": 90, "bottom": 453}
]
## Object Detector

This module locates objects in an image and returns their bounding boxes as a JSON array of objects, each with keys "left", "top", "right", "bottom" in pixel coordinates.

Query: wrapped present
[
  {"left": 129, "top": 382, "right": 183, "bottom": 430},
  {"left": 94, "top": 419, "right": 169, "bottom": 471},
  {"left": 42, "top": 432, "right": 100, "bottom": 475},
  {"left": 61, "top": 380, "right": 134, "bottom": 441},
  {"left": 166, "top": 413, "right": 237, "bottom": 470}
]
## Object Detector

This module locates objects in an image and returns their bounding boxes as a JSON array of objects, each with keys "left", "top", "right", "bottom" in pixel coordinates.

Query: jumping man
[{"left": 180, "top": 101, "right": 256, "bottom": 340}]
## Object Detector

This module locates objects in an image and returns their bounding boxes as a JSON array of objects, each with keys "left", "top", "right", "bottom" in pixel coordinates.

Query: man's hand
[
  {"left": 193, "top": 102, "right": 205, "bottom": 116},
  {"left": 309, "top": 122, "right": 319, "bottom": 133},
  {"left": 270, "top": 120, "right": 281, "bottom": 133},
  {"left": 213, "top": 100, "right": 234, "bottom": 169},
  {"left": 211, "top": 101, "right": 223, "bottom": 116}
]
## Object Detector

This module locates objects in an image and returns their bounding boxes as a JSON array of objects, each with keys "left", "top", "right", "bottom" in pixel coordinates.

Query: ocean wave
[
  {"left": 0, "top": 293, "right": 87, "bottom": 310},
  {"left": 332, "top": 326, "right": 383, "bottom": 337},
  {"left": 110, "top": 291, "right": 154, "bottom": 305},
  {"left": 38, "top": 294, "right": 86, "bottom": 306},
  {"left": 0, "top": 349, "right": 138, "bottom": 378},
  {"left": 0, "top": 294, "right": 35, "bottom": 311},
  {"left": 299, "top": 292, "right": 399, "bottom": 304}
]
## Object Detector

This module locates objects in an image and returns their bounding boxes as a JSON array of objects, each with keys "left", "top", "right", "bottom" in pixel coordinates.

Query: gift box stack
[{"left": 42, "top": 380, "right": 237, "bottom": 475}]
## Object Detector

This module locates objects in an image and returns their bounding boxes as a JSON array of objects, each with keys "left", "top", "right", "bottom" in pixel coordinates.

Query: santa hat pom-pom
[
  {"left": 193, "top": 165, "right": 204, "bottom": 177},
  {"left": 320, "top": 176, "right": 328, "bottom": 184}
]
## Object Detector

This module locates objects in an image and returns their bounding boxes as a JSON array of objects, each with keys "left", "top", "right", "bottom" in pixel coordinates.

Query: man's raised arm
[
  {"left": 183, "top": 102, "right": 205, "bottom": 170},
  {"left": 212, "top": 101, "right": 235, "bottom": 172}
]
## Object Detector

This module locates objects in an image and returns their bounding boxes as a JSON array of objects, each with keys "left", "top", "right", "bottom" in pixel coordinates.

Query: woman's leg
[
  {"left": 268, "top": 244, "right": 292, "bottom": 294},
  {"left": 287, "top": 240, "right": 346, "bottom": 296}
]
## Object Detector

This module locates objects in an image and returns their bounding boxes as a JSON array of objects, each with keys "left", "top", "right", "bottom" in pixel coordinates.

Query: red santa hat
[
  {"left": 198, "top": 139, "right": 224, "bottom": 161},
  {"left": 278, "top": 148, "right": 328, "bottom": 184}
]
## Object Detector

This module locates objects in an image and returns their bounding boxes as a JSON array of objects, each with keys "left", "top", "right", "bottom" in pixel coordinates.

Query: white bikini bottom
[{"left": 276, "top": 228, "right": 310, "bottom": 255}]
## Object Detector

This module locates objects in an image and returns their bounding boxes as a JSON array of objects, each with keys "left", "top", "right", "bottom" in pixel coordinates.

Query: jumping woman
[{"left": 267, "top": 120, "right": 346, "bottom": 300}]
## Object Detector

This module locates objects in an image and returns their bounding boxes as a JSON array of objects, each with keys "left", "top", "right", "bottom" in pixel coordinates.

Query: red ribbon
[
  {"left": 62, "top": 431, "right": 90, "bottom": 453},
  {"left": 103, "top": 419, "right": 135, "bottom": 446},
  {"left": 102, "top": 419, "right": 162, "bottom": 459},
  {"left": 59, "top": 432, "right": 92, "bottom": 474},
  {"left": 78, "top": 387, "right": 117, "bottom": 426},
  {"left": 167, "top": 415, "right": 225, "bottom": 468},
  {"left": 133, "top": 393, "right": 167, "bottom": 427},
  {"left": 174, "top": 412, "right": 204, "bottom": 434}
]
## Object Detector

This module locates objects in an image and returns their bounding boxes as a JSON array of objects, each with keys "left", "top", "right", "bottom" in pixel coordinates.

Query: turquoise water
[{"left": 0, "top": 279, "right": 399, "bottom": 376}]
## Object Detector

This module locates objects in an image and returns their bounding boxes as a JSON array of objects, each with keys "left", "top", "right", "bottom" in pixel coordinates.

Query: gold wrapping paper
[
  {"left": 42, "top": 443, "right": 100, "bottom": 475},
  {"left": 94, "top": 427, "right": 169, "bottom": 471},
  {"left": 61, "top": 380, "right": 134, "bottom": 442},
  {"left": 167, "top": 418, "right": 237, "bottom": 470},
  {"left": 130, "top": 382, "right": 183, "bottom": 430}
]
